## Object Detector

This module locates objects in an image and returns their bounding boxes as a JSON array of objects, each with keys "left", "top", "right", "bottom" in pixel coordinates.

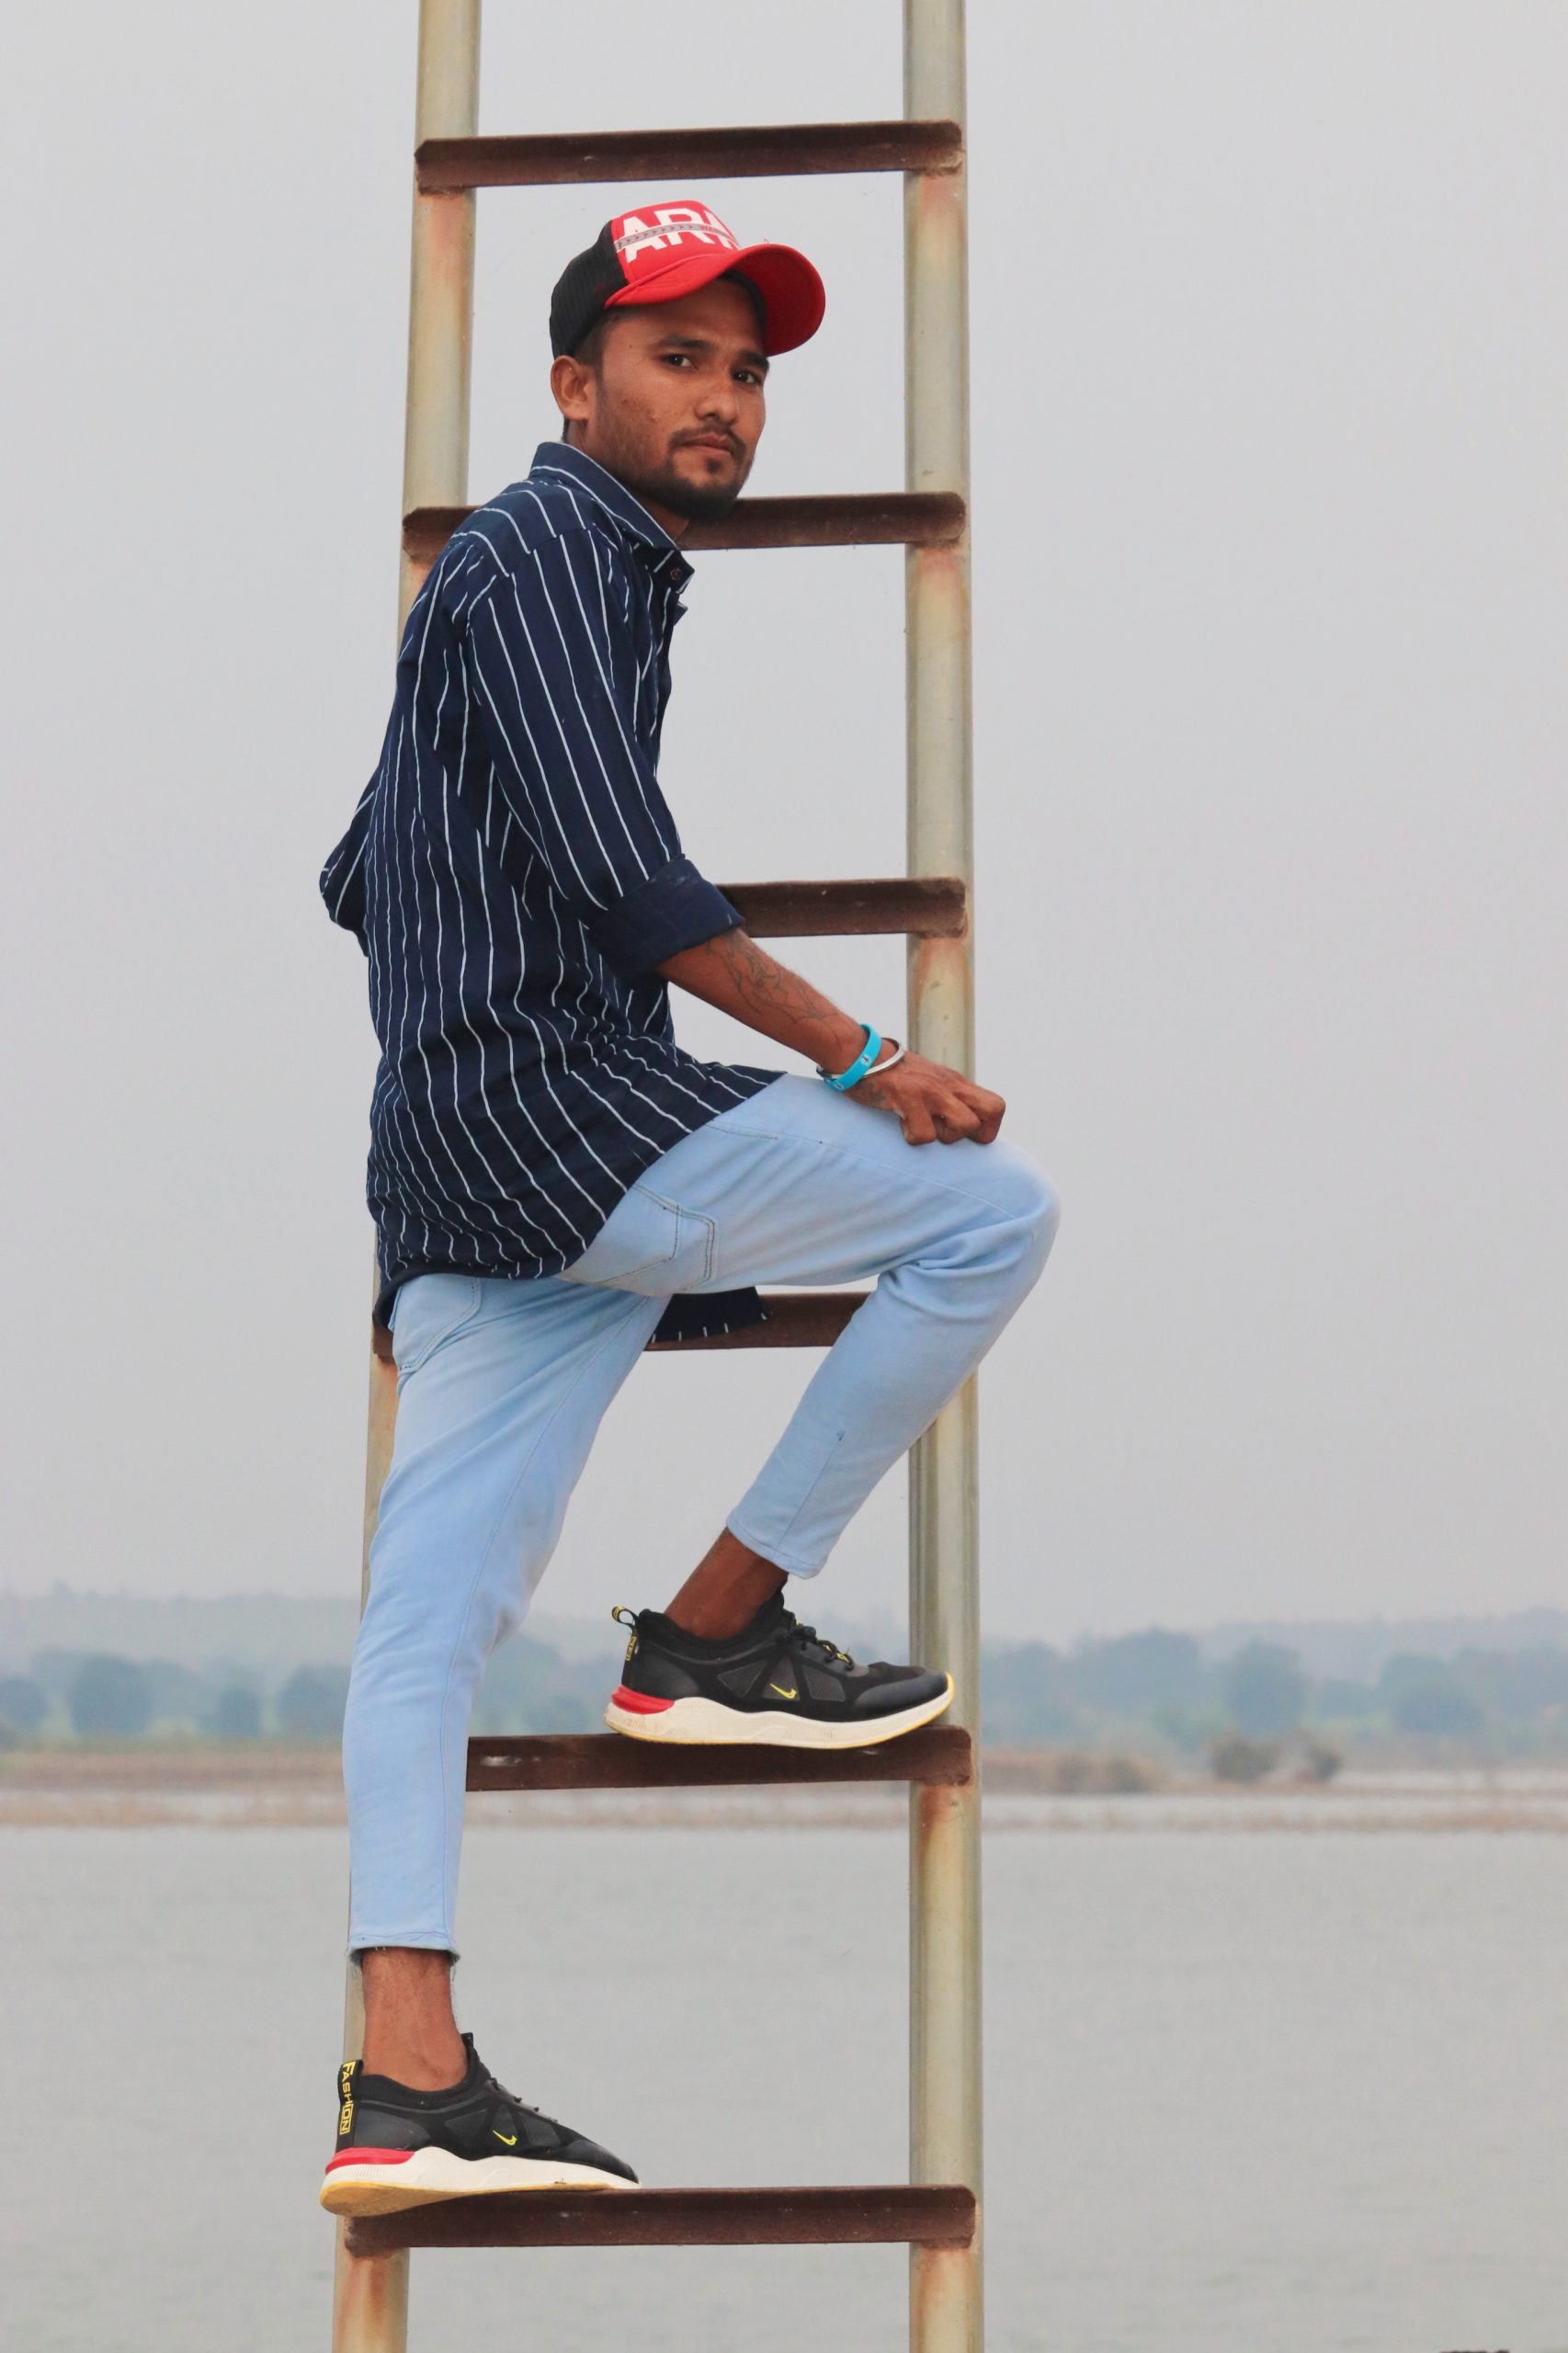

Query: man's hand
[
  {"left": 655, "top": 927, "right": 1006, "bottom": 1145},
  {"left": 856, "top": 1050, "right": 1006, "bottom": 1146}
]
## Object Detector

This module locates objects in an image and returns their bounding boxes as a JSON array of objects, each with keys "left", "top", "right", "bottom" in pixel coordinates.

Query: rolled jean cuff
[
  {"left": 723, "top": 1509, "right": 829, "bottom": 1580},
  {"left": 347, "top": 1929, "right": 460, "bottom": 1960},
  {"left": 586, "top": 856, "right": 745, "bottom": 979}
]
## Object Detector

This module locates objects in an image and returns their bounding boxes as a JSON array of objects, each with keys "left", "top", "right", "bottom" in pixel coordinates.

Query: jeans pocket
[
  {"left": 390, "top": 1275, "right": 483, "bottom": 1377},
  {"left": 562, "top": 1185, "right": 712, "bottom": 1292}
]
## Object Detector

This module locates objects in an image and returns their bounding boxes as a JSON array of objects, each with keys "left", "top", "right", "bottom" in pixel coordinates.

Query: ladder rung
[
  {"left": 722, "top": 876, "right": 967, "bottom": 939},
  {"left": 646, "top": 1291, "right": 862, "bottom": 1351},
  {"left": 403, "top": 491, "right": 964, "bottom": 571},
  {"left": 466, "top": 1725, "right": 972, "bottom": 1792},
  {"left": 689, "top": 490, "right": 965, "bottom": 552},
  {"left": 377, "top": 1286, "right": 887, "bottom": 1368},
  {"left": 346, "top": 2181, "right": 975, "bottom": 2255},
  {"left": 415, "top": 119, "right": 963, "bottom": 192}
]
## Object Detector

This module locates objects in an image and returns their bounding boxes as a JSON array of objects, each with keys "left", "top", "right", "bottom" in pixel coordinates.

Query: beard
[
  {"left": 634, "top": 465, "right": 746, "bottom": 522},
  {"left": 606, "top": 428, "right": 755, "bottom": 522}
]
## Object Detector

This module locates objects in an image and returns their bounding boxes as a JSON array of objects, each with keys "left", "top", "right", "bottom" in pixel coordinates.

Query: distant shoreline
[{"left": 6, "top": 1745, "right": 1568, "bottom": 1833}]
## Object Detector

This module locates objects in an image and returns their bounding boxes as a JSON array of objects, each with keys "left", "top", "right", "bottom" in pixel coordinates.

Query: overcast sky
[{"left": 2, "top": 3, "right": 1563, "bottom": 1642}]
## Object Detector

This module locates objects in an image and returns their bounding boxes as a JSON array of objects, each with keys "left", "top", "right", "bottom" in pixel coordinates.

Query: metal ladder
[{"left": 333, "top": 4, "right": 978, "bottom": 2344}]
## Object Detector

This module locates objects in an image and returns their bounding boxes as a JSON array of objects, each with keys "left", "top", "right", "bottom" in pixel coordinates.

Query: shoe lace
[{"left": 782, "top": 1611, "right": 855, "bottom": 1670}]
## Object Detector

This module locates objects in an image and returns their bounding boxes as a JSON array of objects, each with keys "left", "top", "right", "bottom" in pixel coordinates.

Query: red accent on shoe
[
  {"left": 610, "top": 1685, "right": 674, "bottom": 1713},
  {"left": 325, "top": 2148, "right": 415, "bottom": 2171}
]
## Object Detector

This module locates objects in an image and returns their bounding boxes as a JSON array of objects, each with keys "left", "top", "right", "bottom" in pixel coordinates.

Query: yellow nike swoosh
[
  {"left": 768, "top": 1683, "right": 798, "bottom": 1700},
  {"left": 493, "top": 2131, "right": 518, "bottom": 2146}
]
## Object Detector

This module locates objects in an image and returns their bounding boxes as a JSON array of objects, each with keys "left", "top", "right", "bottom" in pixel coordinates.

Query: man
[{"left": 318, "top": 199, "right": 1059, "bottom": 2218}]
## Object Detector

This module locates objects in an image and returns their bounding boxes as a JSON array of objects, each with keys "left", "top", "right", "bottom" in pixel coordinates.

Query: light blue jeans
[{"left": 342, "top": 1074, "right": 1059, "bottom": 1952}]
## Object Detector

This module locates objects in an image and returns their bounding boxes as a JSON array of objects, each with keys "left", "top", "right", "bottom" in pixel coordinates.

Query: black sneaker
[
  {"left": 320, "top": 2032, "right": 637, "bottom": 2217},
  {"left": 605, "top": 1594, "right": 953, "bottom": 1748}
]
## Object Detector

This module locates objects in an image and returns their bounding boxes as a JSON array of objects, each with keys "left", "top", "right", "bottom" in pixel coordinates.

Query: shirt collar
[{"left": 528, "top": 442, "right": 694, "bottom": 585}]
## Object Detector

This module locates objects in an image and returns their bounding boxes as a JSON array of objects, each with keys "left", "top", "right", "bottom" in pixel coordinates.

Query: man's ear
[{"left": 551, "top": 352, "right": 593, "bottom": 437}]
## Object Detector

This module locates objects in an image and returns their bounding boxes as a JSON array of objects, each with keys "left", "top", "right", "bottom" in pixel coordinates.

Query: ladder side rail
[
  {"left": 903, "top": 6, "right": 983, "bottom": 2353},
  {"left": 333, "top": 6, "right": 482, "bottom": 2349}
]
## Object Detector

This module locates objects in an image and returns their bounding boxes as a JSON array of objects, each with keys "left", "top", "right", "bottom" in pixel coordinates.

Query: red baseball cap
[{"left": 550, "top": 198, "right": 826, "bottom": 358}]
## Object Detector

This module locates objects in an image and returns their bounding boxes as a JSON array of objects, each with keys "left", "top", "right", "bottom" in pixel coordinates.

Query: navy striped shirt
[{"left": 322, "top": 442, "right": 780, "bottom": 1329}]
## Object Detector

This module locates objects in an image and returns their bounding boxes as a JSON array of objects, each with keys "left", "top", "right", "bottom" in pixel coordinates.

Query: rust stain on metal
[
  {"left": 347, "top": 2182, "right": 976, "bottom": 2256},
  {"left": 913, "top": 1778, "right": 952, "bottom": 1864},
  {"left": 911, "top": 2241, "right": 981, "bottom": 2351},
  {"left": 415, "top": 119, "right": 963, "bottom": 191},
  {"left": 908, "top": 934, "right": 973, "bottom": 1042},
  {"left": 465, "top": 1723, "right": 973, "bottom": 1794}
]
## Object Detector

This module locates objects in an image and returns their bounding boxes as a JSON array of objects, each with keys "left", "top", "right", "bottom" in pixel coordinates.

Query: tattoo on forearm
[{"left": 699, "top": 928, "right": 841, "bottom": 1042}]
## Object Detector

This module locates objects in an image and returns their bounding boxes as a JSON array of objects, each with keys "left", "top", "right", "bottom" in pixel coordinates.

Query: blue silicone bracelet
[{"left": 822, "top": 1023, "right": 883, "bottom": 1091}]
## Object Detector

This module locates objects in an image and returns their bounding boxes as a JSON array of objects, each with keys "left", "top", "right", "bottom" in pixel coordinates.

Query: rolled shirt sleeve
[
  {"left": 585, "top": 853, "right": 746, "bottom": 979},
  {"left": 465, "top": 529, "right": 744, "bottom": 977}
]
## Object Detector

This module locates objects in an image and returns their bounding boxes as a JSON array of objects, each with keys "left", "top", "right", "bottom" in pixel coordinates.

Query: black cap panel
[{"left": 550, "top": 222, "right": 624, "bottom": 358}]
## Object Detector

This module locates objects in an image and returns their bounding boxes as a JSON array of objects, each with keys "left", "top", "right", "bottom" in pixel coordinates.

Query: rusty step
[
  {"left": 722, "top": 875, "right": 966, "bottom": 939},
  {"left": 403, "top": 490, "right": 964, "bottom": 574},
  {"left": 347, "top": 2181, "right": 975, "bottom": 2256},
  {"left": 466, "top": 1723, "right": 972, "bottom": 1792},
  {"left": 645, "top": 1290, "right": 863, "bottom": 1352},
  {"left": 374, "top": 1290, "right": 860, "bottom": 1365},
  {"left": 374, "top": 1288, "right": 860, "bottom": 1367},
  {"left": 415, "top": 119, "right": 963, "bottom": 192}
]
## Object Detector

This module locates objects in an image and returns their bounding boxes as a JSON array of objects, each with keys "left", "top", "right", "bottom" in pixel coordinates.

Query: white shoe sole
[
  {"left": 320, "top": 2147, "right": 632, "bottom": 2218},
  {"left": 603, "top": 1676, "right": 954, "bottom": 1749}
]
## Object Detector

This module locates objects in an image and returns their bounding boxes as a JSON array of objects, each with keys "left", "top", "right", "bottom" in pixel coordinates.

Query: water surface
[{"left": 5, "top": 1823, "right": 1565, "bottom": 2350}]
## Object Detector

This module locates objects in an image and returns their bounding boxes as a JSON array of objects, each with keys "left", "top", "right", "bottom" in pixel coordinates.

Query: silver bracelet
[{"left": 814, "top": 1035, "right": 907, "bottom": 1084}]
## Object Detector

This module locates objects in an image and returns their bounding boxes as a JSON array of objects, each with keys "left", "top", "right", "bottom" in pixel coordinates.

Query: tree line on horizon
[
  {"left": 983, "top": 1626, "right": 1568, "bottom": 1760},
  {"left": 3, "top": 1625, "right": 1567, "bottom": 1757}
]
